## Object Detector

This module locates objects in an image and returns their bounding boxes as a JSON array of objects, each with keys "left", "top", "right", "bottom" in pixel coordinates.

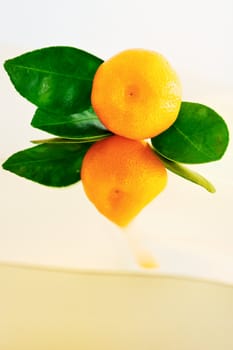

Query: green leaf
[
  {"left": 31, "top": 107, "right": 112, "bottom": 141},
  {"left": 151, "top": 102, "right": 229, "bottom": 164},
  {"left": 4, "top": 46, "right": 103, "bottom": 114},
  {"left": 156, "top": 152, "right": 216, "bottom": 193},
  {"left": 2, "top": 143, "right": 92, "bottom": 187}
]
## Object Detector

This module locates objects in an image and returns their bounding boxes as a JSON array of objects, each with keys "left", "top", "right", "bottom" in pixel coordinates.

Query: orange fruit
[
  {"left": 91, "top": 48, "right": 182, "bottom": 140},
  {"left": 81, "top": 135, "right": 167, "bottom": 226}
]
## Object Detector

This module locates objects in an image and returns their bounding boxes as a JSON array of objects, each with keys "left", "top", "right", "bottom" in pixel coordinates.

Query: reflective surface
[{"left": 1, "top": 263, "right": 233, "bottom": 350}]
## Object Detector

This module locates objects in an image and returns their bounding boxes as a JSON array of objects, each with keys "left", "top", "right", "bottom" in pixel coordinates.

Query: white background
[
  {"left": 0, "top": 0, "right": 233, "bottom": 282},
  {"left": 0, "top": 0, "right": 232, "bottom": 85}
]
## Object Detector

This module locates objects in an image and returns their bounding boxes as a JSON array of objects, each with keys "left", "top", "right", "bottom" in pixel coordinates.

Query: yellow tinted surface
[{"left": 0, "top": 263, "right": 233, "bottom": 350}]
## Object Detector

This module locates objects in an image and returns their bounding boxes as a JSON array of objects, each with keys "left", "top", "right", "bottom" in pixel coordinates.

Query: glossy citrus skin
[
  {"left": 91, "top": 49, "right": 182, "bottom": 140},
  {"left": 81, "top": 135, "right": 167, "bottom": 226}
]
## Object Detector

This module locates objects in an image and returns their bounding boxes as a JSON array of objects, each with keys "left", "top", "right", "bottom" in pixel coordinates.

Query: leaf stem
[
  {"left": 31, "top": 137, "right": 82, "bottom": 144},
  {"left": 31, "top": 135, "right": 109, "bottom": 144},
  {"left": 153, "top": 150, "right": 216, "bottom": 193}
]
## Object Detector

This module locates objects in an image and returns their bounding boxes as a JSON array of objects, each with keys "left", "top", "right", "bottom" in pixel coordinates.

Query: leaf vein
[
  {"left": 7, "top": 63, "right": 93, "bottom": 81},
  {"left": 173, "top": 125, "right": 213, "bottom": 159}
]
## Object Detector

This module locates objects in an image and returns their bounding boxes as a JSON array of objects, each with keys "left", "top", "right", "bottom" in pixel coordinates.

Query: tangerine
[
  {"left": 91, "top": 49, "right": 182, "bottom": 140},
  {"left": 81, "top": 135, "right": 167, "bottom": 226}
]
